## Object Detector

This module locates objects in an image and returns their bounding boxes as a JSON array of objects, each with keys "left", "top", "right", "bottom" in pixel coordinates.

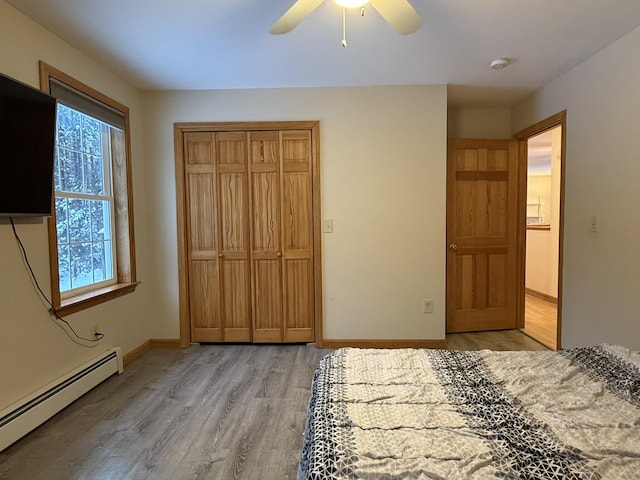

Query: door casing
[
  {"left": 446, "top": 111, "right": 567, "bottom": 347},
  {"left": 514, "top": 111, "right": 567, "bottom": 349}
]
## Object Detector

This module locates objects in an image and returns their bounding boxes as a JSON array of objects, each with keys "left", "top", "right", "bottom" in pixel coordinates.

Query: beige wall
[
  {"left": 142, "top": 85, "right": 448, "bottom": 341},
  {"left": 0, "top": 1, "right": 152, "bottom": 410},
  {"left": 448, "top": 107, "right": 511, "bottom": 139},
  {"left": 527, "top": 175, "right": 552, "bottom": 224},
  {"left": 513, "top": 25, "right": 640, "bottom": 349},
  {"left": 526, "top": 228, "right": 555, "bottom": 296},
  {"left": 526, "top": 175, "right": 555, "bottom": 296}
]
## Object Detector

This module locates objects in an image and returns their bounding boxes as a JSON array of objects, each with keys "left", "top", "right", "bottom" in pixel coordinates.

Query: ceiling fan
[{"left": 269, "top": 0, "right": 423, "bottom": 36}]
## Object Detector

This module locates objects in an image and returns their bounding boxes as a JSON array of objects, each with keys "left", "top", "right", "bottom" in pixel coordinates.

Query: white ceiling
[{"left": 6, "top": 0, "right": 640, "bottom": 106}]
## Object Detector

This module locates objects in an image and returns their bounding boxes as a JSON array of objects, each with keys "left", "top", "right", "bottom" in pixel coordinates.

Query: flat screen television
[{"left": 0, "top": 73, "right": 57, "bottom": 217}]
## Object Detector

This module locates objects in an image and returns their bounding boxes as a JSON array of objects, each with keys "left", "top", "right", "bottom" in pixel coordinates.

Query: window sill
[{"left": 54, "top": 281, "right": 141, "bottom": 317}]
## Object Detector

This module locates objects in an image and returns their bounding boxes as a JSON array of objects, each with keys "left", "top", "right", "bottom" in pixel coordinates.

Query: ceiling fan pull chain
[{"left": 342, "top": 7, "right": 348, "bottom": 47}]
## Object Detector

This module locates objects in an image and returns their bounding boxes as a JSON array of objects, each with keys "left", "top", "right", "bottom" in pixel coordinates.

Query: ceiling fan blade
[
  {"left": 269, "top": 0, "right": 326, "bottom": 35},
  {"left": 369, "top": 0, "right": 423, "bottom": 35}
]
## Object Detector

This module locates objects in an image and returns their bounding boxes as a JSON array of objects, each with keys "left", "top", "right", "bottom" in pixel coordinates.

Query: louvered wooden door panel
[
  {"left": 249, "top": 131, "right": 284, "bottom": 342},
  {"left": 215, "top": 132, "right": 251, "bottom": 341},
  {"left": 185, "top": 132, "right": 221, "bottom": 342},
  {"left": 185, "top": 132, "right": 251, "bottom": 342},
  {"left": 249, "top": 130, "right": 314, "bottom": 343},
  {"left": 281, "top": 131, "right": 314, "bottom": 342}
]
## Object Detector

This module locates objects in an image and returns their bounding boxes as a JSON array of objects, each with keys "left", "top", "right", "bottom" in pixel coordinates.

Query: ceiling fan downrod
[
  {"left": 342, "top": 6, "right": 365, "bottom": 47},
  {"left": 342, "top": 7, "right": 348, "bottom": 47}
]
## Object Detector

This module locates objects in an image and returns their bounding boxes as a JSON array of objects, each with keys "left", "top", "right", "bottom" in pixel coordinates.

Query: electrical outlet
[{"left": 423, "top": 299, "right": 433, "bottom": 314}]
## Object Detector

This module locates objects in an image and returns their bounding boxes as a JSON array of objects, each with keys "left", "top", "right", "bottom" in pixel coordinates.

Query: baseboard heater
[{"left": 0, "top": 347, "right": 123, "bottom": 452}]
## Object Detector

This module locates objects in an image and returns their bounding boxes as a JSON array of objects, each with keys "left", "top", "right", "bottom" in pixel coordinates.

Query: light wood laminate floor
[
  {"left": 0, "top": 331, "right": 545, "bottom": 480},
  {"left": 522, "top": 294, "right": 558, "bottom": 349},
  {"left": 447, "top": 328, "right": 547, "bottom": 351}
]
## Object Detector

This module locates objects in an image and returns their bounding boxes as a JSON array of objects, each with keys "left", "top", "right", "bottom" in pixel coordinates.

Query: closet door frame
[{"left": 174, "top": 121, "right": 323, "bottom": 347}]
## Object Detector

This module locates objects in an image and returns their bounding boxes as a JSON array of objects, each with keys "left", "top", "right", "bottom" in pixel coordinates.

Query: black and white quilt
[{"left": 298, "top": 345, "right": 640, "bottom": 479}]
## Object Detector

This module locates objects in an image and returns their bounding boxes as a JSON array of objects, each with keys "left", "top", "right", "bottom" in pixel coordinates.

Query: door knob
[
  {"left": 276, "top": 252, "right": 282, "bottom": 257},
  {"left": 448, "top": 243, "right": 458, "bottom": 250},
  {"left": 218, "top": 253, "right": 223, "bottom": 258}
]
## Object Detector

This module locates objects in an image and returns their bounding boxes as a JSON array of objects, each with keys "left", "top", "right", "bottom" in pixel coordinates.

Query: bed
[{"left": 297, "top": 344, "right": 640, "bottom": 479}]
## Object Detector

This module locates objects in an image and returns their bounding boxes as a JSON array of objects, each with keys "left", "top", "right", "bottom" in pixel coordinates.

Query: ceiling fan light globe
[{"left": 334, "top": 0, "right": 369, "bottom": 8}]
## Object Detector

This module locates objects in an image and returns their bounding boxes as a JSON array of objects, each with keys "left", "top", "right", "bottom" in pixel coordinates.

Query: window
[
  {"left": 40, "top": 62, "right": 138, "bottom": 315},
  {"left": 55, "top": 104, "right": 117, "bottom": 295}
]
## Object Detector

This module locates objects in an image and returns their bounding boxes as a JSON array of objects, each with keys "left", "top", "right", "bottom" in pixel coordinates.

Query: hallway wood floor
[
  {"left": 522, "top": 293, "right": 558, "bottom": 349},
  {"left": 0, "top": 331, "right": 544, "bottom": 480},
  {"left": 447, "top": 328, "right": 547, "bottom": 351}
]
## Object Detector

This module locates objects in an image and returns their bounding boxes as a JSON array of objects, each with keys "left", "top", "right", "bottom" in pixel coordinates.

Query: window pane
[
  {"left": 56, "top": 105, "right": 81, "bottom": 150},
  {"left": 92, "top": 241, "right": 106, "bottom": 282},
  {"left": 55, "top": 104, "right": 109, "bottom": 195},
  {"left": 58, "top": 244, "right": 71, "bottom": 292},
  {"left": 58, "top": 198, "right": 114, "bottom": 293},
  {"left": 70, "top": 242, "right": 92, "bottom": 290},
  {"left": 59, "top": 148, "right": 83, "bottom": 193},
  {"left": 68, "top": 199, "right": 91, "bottom": 243},
  {"left": 55, "top": 197, "right": 69, "bottom": 245},
  {"left": 81, "top": 114, "right": 102, "bottom": 155},
  {"left": 104, "top": 240, "right": 114, "bottom": 279},
  {"left": 89, "top": 199, "right": 111, "bottom": 241},
  {"left": 54, "top": 147, "right": 61, "bottom": 190},
  {"left": 86, "top": 154, "right": 105, "bottom": 195}
]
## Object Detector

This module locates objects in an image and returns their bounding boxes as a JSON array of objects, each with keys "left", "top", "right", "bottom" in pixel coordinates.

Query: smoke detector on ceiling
[{"left": 490, "top": 58, "right": 510, "bottom": 69}]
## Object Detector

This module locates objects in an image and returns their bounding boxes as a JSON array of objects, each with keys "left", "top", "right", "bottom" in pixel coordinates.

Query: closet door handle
[
  {"left": 218, "top": 253, "right": 224, "bottom": 258},
  {"left": 448, "top": 243, "right": 458, "bottom": 250},
  {"left": 276, "top": 252, "right": 282, "bottom": 257}
]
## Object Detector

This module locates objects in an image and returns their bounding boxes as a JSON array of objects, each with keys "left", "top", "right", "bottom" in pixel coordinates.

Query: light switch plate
[
  {"left": 423, "top": 299, "right": 433, "bottom": 314},
  {"left": 323, "top": 219, "right": 334, "bottom": 233}
]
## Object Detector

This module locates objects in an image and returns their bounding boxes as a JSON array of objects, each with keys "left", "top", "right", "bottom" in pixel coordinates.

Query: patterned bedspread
[{"left": 297, "top": 345, "right": 640, "bottom": 479}]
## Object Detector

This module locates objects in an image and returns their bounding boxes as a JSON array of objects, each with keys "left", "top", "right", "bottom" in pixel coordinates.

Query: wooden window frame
[{"left": 39, "top": 61, "right": 138, "bottom": 316}]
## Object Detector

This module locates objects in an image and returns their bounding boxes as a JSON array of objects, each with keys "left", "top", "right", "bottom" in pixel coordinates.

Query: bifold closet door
[
  {"left": 185, "top": 132, "right": 251, "bottom": 343},
  {"left": 249, "top": 131, "right": 283, "bottom": 342},
  {"left": 249, "top": 130, "right": 314, "bottom": 343}
]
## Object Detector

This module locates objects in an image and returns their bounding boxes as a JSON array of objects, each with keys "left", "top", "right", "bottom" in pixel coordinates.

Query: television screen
[{"left": 0, "top": 73, "right": 57, "bottom": 217}]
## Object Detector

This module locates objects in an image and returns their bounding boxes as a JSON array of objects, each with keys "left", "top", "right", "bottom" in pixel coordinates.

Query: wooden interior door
[
  {"left": 446, "top": 139, "right": 520, "bottom": 333},
  {"left": 185, "top": 132, "right": 251, "bottom": 343}
]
